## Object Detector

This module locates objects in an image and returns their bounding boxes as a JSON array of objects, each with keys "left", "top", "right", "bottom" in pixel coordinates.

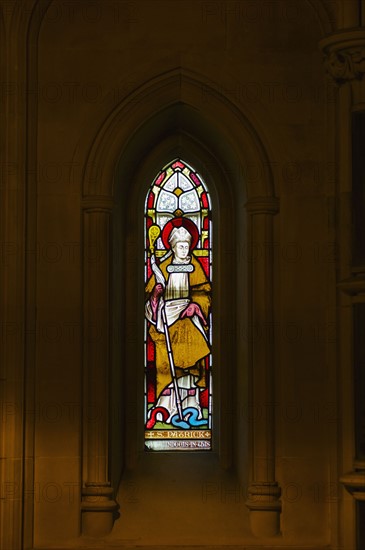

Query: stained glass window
[{"left": 144, "top": 159, "right": 213, "bottom": 451}]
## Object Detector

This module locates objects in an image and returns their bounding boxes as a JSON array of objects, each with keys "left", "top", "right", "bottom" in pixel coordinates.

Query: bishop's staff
[{"left": 148, "top": 224, "right": 184, "bottom": 422}]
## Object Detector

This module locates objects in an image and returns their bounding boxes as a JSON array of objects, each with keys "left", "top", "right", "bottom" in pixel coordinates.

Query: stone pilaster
[
  {"left": 81, "top": 207, "right": 118, "bottom": 536},
  {"left": 320, "top": 27, "right": 365, "bottom": 530},
  {"left": 337, "top": 268, "right": 365, "bottom": 505},
  {"left": 245, "top": 197, "right": 281, "bottom": 537}
]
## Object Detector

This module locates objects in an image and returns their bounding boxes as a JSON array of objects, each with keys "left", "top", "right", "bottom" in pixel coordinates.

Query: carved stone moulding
[
  {"left": 337, "top": 272, "right": 365, "bottom": 296},
  {"left": 340, "top": 461, "right": 365, "bottom": 501},
  {"left": 81, "top": 482, "right": 119, "bottom": 537},
  {"left": 320, "top": 29, "right": 365, "bottom": 84},
  {"left": 245, "top": 196, "right": 280, "bottom": 215},
  {"left": 246, "top": 482, "right": 282, "bottom": 537}
]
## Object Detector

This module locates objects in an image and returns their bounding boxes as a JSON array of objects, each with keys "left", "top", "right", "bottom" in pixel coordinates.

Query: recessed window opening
[{"left": 144, "top": 159, "right": 213, "bottom": 451}]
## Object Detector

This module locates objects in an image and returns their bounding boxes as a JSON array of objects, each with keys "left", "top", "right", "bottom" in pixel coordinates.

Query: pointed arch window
[{"left": 144, "top": 159, "right": 213, "bottom": 451}]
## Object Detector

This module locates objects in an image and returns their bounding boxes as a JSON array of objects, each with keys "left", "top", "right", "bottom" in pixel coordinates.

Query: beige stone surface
[{"left": 1, "top": 0, "right": 363, "bottom": 548}]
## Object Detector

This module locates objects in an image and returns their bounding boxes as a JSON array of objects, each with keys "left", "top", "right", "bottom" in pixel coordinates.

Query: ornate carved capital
[
  {"left": 325, "top": 48, "right": 365, "bottom": 83},
  {"left": 320, "top": 30, "right": 365, "bottom": 85}
]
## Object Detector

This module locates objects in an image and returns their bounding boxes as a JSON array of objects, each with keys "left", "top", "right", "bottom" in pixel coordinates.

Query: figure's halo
[{"left": 161, "top": 217, "right": 199, "bottom": 250}]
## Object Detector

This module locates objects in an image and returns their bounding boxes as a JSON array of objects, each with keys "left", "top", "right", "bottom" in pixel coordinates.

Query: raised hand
[
  {"left": 151, "top": 283, "right": 164, "bottom": 300},
  {"left": 180, "top": 302, "right": 207, "bottom": 326},
  {"left": 150, "top": 284, "right": 164, "bottom": 320}
]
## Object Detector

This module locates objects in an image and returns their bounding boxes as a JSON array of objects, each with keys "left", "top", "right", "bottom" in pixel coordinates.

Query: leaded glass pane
[
  {"left": 164, "top": 173, "right": 178, "bottom": 191},
  {"left": 179, "top": 173, "right": 194, "bottom": 190},
  {"left": 180, "top": 189, "right": 200, "bottom": 212},
  {"left": 144, "top": 159, "right": 213, "bottom": 451},
  {"left": 156, "top": 189, "right": 177, "bottom": 212}
]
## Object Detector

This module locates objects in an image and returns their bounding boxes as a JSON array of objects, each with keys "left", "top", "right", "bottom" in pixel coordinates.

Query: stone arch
[
  {"left": 79, "top": 68, "right": 281, "bottom": 540},
  {"left": 81, "top": 68, "right": 275, "bottom": 202},
  {"left": 306, "top": 0, "right": 336, "bottom": 34},
  {"left": 1, "top": 0, "right": 353, "bottom": 544}
]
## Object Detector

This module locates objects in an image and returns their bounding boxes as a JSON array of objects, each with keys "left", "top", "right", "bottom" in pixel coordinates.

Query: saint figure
[{"left": 145, "top": 218, "right": 211, "bottom": 428}]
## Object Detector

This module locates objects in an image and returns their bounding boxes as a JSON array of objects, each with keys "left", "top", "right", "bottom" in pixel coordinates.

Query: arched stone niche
[
  {"left": 2, "top": 0, "right": 346, "bottom": 546},
  {"left": 80, "top": 68, "right": 280, "bottom": 542}
]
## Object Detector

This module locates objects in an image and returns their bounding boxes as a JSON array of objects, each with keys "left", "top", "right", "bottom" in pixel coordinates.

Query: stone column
[
  {"left": 320, "top": 27, "right": 365, "bottom": 542},
  {"left": 81, "top": 206, "right": 118, "bottom": 536},
  {"left": 0, "top": 3, "right": 38, "bottom": 548},
  {"left": 245, "top": 197, "right": 281, "bottom": 537}
]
